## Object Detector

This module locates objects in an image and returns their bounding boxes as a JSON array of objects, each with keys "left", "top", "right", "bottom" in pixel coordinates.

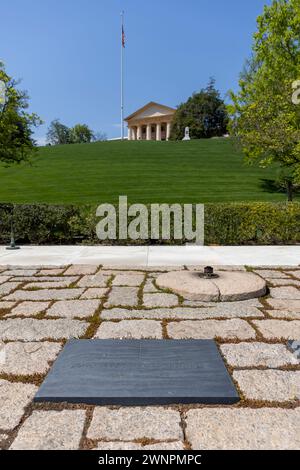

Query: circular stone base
[{"left": 156, "top": 271, "right": 267, "bottom": 302}]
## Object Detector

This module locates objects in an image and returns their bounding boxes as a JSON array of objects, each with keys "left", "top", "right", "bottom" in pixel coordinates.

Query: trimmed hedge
[
  {"left": 205, "top": 203, "right": 300, "bottom": 245},
  {"left": 0, "top": 202, "right": 299, "bottom": 245}
]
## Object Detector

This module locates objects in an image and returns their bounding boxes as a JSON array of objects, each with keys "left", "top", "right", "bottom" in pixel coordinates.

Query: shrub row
[{"left": 0, "top": 202, "right": 299, "bottom": 245}]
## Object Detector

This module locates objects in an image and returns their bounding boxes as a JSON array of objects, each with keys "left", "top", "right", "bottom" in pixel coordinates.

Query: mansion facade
[{"left": 125, "top": 102, "right": 175, "bottom": 141}]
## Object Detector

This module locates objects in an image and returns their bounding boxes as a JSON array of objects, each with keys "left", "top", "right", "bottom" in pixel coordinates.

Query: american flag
[{"left": 122, "top": 25, "right": 125, "bottom": 48}]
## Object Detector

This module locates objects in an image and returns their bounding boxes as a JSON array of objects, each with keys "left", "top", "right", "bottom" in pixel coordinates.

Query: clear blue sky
[{"left": 1, "top": 0, "right": 271, "bottom": 143}]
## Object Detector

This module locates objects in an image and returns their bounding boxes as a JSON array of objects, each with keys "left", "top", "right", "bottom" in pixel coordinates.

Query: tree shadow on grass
[{"left": 260, "top": 178, "right": 300, "bottom": 197}]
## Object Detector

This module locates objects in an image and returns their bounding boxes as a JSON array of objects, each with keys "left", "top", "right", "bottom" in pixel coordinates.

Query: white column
[
  {"left": 128, "top": 127, "right": 132, "bottom": 141},
  {"left": 131, "top": 127, "right": 136, "bottom": 140},
  {"left": 137, "top": 125, "right": 142, "bottom": 140},
  {"left": 156, "top": 123, "right": 161, "bottom": 141},
  {"left": 166, "top": 122, "right": 171, "bottom": 141},
  {"left": 146, "top": 124, "right": 152, "bottom": 141}
]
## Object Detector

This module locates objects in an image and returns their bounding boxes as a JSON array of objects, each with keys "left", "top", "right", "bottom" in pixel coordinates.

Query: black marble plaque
[{"left": 34, "top": 339, "right": 239, "bottom": 405}]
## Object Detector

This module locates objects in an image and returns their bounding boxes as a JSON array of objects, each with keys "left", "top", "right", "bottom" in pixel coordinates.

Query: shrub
[
  {"left": 0, "top": 202, "right": 299, "bottom": 245},
  {"left": 205, "top": 202, "right": 300, "bottom": 245}
]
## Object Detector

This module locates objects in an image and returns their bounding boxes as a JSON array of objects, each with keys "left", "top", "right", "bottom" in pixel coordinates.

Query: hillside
[{"left": 0, "top": 139, "right": 292, "bottom": 204}]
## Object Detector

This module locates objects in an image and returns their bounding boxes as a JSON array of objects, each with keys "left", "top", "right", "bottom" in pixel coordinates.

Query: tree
[
  {"left": 70, "top": 124, "right": 94, "bottom": 143},
  {"left": 170, "top": 79, "right": 228, "bottom": 140},
  {"left": 46, "top": 121, "right": 105, "bottom": 144},
  {"left": 46, "top": 119, "right": 71, "bottom": 145},
  {"left": 228, "top": 0, "right": 300, "bottom": 200},
  {"left": 276, "top": 168, "right": 300, "bottom": 202},
  {"left": 0, "top": 62, "right": 42, "bottom": 164}
]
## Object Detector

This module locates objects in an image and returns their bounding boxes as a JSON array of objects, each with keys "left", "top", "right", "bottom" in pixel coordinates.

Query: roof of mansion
[{"left": 124, "top": 102, "right": 176, "bottom": 122}]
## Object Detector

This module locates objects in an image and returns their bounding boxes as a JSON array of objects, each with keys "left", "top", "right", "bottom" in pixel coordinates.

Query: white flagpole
[{"left": 121, "top": 11, "right": 124, "bottom": 140}]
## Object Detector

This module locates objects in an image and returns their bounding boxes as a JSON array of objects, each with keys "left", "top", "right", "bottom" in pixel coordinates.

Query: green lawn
[{"left": 0, "top": 139, "right": 293, "bottom": 204}]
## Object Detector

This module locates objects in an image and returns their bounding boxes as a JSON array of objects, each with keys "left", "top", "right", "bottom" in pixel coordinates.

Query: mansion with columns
[{"left": 125, "top": 102, "right": 175, "bottom": 141}]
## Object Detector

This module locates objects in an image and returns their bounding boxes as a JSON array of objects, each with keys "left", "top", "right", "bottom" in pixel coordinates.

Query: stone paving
[{"left": 0, "top": 264, "right": 299, "bottom": 450}]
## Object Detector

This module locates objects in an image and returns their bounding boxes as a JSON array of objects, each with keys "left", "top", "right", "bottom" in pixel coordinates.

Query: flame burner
[{"left": 198, "top": 266, "right": 219, "bottom": 279}]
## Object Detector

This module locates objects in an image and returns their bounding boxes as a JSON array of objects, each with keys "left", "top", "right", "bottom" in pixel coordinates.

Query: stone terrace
[{"left": 0, "top": 264, "right": 299, "bottom": 450}]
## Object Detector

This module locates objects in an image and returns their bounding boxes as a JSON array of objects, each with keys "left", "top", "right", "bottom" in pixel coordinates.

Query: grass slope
[{"left": 0, "top": 139, "right": 292, "bottom": 204}]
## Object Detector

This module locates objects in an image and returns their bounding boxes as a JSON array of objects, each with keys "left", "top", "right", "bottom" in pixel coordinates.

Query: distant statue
[{"left": 182, "top": 127, "right": 191, "bottom": 141}]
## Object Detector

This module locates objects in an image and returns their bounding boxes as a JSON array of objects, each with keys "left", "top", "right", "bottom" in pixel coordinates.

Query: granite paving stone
[
  {"left": 221, "top": 342, "right": 299, "bottom": 368},
  {"left": 143, "top": 279, "right": 160, "bottom": 293},
  {"left": 7, "top": 265, "right": 62, "bottom": 270},
  {"left": 101, "top": 305, "right": 263, "bottom": 320},
  {"left": 0, "top": 318, "right": 88, "bottom": 341},
  {"left": 0, "top": 342, "right": 62, "bottom": 375},
  {"left": 94, "top": 320, "right": 162, "bottom": 339},
  {"left": 0, "top": 380, "right": 37, "bottom": 431},
  {"left": 185, "top": 408, "right": 300, "bottom": 450},
  {"left": 9, "top": 301, "right": 51, "bottom": 317},
  {"left": 64, "top": 265, "right": 99, "bottom": 275},
  {"left": 112, "top": 273, "right": 145, "bottom": 287},
  {"left": 253, "top": 270, "right": 289, "bottom": 279},
  {"left": 0, "top": 301, "right": 15, "bottom": 310},
  {"left": 10, "top": 410, "right": 86, "bottom": 450},
  {"left": 100, "top": 269, "right": 131, "bottom": 276},
  {"left": 270, "top": 287, "right": 300, "bottom": 300},
  {"left": 266, "top": 310, "right": 300, "bottom": 319},
  {"left": 0, "top": 283, "right": 22, "bottom": 297},
  {"left": 102, "top": 266, "right": 183, "bottom": 272},
  {"left": 46, "top": 299, "right": 101, "bottom": 318},
  {"left": 0, "top": 276, "right": 11, "bottom": 285},
  {"left": 167, "top": 319, "right": 256, "bottom": 340},
  {"left": 80, "top": 288, "right": 108, "bottom": 299},
  {"left": 105, "top": 287, "right": 139, "bottom": 308},
  {"left": 143, "top": 293, "right": 179, "bottom": 308},
  {"left": 253, "top": 320, "right": 300, "bottom": 340},
  {"left": 95, "top": 441, "right": 185, "bottom": 450},
  {"left": 1, "top": 269, "right": 38, "bottom": 277},
  {"left": 24, "top": 281, "right": 77, "bottom": 289},
  {"left": 266, "top": 279, "right": 300, "bottom": 287},
  {"left": 284, "top": 271, "right": 300, "bottom": 280},
  {"left": 254, "top": 265, "right": 297, "bottom": 270},
  {"left": 4, "top": 288, "right": 84, "bottom": 301},
  {"left": 12, "top": 276, "right": 77, "bottom": 283},
  {"left": 87, "top": 407, "right": 183, "bottom": 441},
  {"left": 267, "top": 298, "right": 300, "bottom": 311},
  {"left": 183, "top": 299, "right": 262, "bottom": 308},
  {"left": 38, "top": 268, "right": 65, "bottom": 275},
  {"left": 233, "top": 370, "right": 300, "bottom": 402},
  {"left": 77, "top": 274, "right": 110, "bottom": 288}
]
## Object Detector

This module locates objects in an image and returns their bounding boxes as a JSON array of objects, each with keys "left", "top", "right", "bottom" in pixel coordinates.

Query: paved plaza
[{"left": 0, "top": 263, "right": 299, "bottom": 450}]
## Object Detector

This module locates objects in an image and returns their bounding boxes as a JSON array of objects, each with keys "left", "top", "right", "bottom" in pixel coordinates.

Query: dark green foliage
[
  {"left": 0, "top": 62, "right": 42, "bottom": 164},
  {"left": 70, "top": 124, "right": 94, "bottom": 144},
  {"left": 0, "top": 202, "right": 299, "bottom": 246},
  {"left": 205, "top": 202, "right": 300, "bottom": 245},
  {"left": 228, "top": 0, "right": 300, "bottom": 193},
  {"left": 170, "top": 79, "right": 228, "bottom": 140},
  {"left": 46, "top": 120, "right": 72, "bottom": 145},
  {"left": 46, "top": 120, "right": 104, "bottom": 145}
]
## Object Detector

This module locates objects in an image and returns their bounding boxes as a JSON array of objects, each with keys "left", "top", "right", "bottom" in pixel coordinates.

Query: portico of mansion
[{"left": 125, "top": 102, "right": 176, "bottom": 141}]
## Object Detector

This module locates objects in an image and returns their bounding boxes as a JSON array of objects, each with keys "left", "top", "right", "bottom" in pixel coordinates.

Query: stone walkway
[{"left": 0, "top": 264, "right": 299, "bottom": 450}]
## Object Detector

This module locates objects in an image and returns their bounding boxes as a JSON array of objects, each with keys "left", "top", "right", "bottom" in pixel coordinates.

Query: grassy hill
[{"left": 0, "top": 139, "right": 293, "bottom": 204}]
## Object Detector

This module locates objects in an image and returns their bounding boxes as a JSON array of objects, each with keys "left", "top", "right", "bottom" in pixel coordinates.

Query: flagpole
[{"left": 121, "top": 11, "right": 124, "bottom": 140}]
